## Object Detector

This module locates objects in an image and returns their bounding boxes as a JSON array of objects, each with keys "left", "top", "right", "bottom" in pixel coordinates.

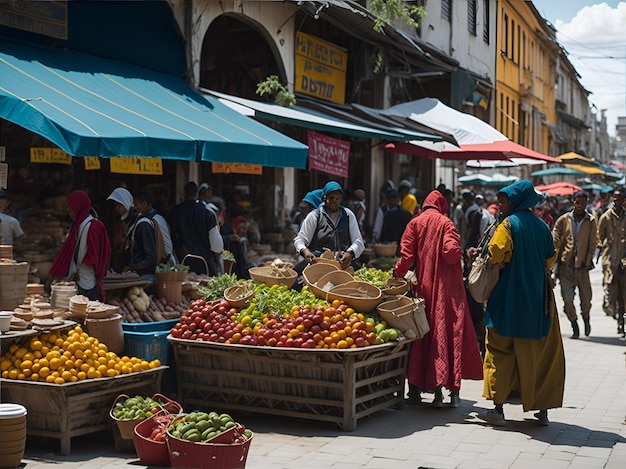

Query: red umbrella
[
  {"left": 534, "top": 182, "right": 582, "bottom": 196},
  {"left": 385, "top": 140, "right": 559, "bottom": 163}
]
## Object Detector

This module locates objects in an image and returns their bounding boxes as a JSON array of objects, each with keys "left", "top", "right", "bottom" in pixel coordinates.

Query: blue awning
[
  {"left": 0, "top": 39, "right": 308, "bottom": 168},
  {"left": 205, "top": 90, "right": 443, "bottom": 142}
]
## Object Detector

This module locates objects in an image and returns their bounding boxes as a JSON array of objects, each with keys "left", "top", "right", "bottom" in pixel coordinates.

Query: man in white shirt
[{"left": 0, "top": 190, "right": 24, "bottom": 245}]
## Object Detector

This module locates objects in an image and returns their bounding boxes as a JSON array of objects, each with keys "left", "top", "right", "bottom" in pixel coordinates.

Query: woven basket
[
  {"left": 376, "top": 296, "right": 429, "bottom": 339},
  {"left": 381, "top": 278, "right": 410, "bottom": 296},
  {"left": 85, "top": 313, "right": 124, "bottom": 354},
  {"left": 326, "top": 281, "right": 382, "bottom": 312},
  {"left": 249, "top": 266, "right": 297, "bottom": 288},
  {"left": 309, "top": 270, "right": 355, "bottom": 299},
  {"left": 223, "top": 285, "right": 254, "bottom": 308},
  {"left": 302, "top": 263, "right": 338, "bottom": 287}
]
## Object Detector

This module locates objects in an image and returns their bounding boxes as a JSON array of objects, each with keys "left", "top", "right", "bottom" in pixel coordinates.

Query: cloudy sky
[{"left": 532, "top": 1, "right": 625, "bottom": 137}]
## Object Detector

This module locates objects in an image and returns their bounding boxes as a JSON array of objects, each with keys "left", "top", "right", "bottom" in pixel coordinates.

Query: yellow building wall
[{"left": 495, "top": 1, "right": 557, "bottom": 154}]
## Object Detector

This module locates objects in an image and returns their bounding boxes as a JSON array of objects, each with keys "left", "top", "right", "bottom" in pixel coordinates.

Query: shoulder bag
[{"left": 467, "top": 219, "right": 501, "bottom": 304}]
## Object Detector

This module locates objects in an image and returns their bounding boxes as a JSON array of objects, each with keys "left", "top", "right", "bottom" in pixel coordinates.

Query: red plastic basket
[
  {"left": 166, "top": 432, "right": 253, "bottom": 469},
  {"left": 132, "top": 413, "right": 175, "bottom": 467},
  {"left": 110, "top": 393, "right": 183, "bottom": 440}
]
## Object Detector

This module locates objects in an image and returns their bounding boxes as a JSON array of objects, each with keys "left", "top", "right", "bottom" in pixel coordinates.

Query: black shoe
[
  {"left": 571, "top": 321, "right": 579, "bottom": 339},
  {"left": 618, "top": 325, "right": 624, "bottom": 335},
  {"left": 584, "top": 320, "right": 591, "bottom": 337}
]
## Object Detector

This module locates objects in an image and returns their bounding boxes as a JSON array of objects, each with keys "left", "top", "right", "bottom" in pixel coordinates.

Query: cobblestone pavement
[{"left": 17, "top": 267, "right": 626, "bottom": 469}]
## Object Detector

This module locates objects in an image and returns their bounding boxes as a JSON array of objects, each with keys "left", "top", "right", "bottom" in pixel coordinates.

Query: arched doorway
[{"left": 200, "top": 14, "right": 285, "bottom": 99}]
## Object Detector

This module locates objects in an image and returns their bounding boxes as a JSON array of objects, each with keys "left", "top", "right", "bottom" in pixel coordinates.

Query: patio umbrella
[
  {"left": 557, "top": 152, "right": 600, "bottom": 167},
  {"left": 381, "top": 97, "right": 505, "bottom": 152},
  {"left": 531, "top": 167, "right": 586, "bottom": 177},
  {"left": 563, "top": 164, "right": 605, "bottom": 175},
  {"left": 458, "top": 173, "right": 493, "bottom": 186},
  {"left": 535, "top": 182, "right": 582, "bottom": 196},
  {"left": 486, "top": 174, "right": 519, "bottom": 187},
  {"left": 581, "top": 183, "right": 606, "bottom": 192},
  {"left": 386, "top": 139, "right": 559, "bottom": 163},
  {"left": 466, "top": 158, "right": 550, "bottom": 168}
]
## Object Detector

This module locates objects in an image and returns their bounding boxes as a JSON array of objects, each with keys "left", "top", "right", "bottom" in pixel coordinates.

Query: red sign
[{"left": 307, "top": 131, "right": 350, "bottom": 178}]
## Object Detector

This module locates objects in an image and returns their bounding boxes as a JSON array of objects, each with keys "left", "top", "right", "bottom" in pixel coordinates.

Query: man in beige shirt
[
  {"left": 597, "top": 188, "right": 626, "bottom": 337},
  {"left": 553, "top": 191, "right": 598, "bottom": 338}
]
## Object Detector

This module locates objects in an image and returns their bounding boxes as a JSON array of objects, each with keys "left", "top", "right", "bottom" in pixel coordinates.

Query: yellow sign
[
  {"left": 110, "top": 157, "right": 163, "bottom": 175},
  {"left": 295, "top": 32, "right": 347, "bottom": 104},
  {"left": 84, "top": 157, "right": 101, "bottom": 170},
  {"left": 211, "top": 162, "right": 262, "bottom": 175},
  {"left": 30, "top": 147, "right": 72, "bottom": 165}
]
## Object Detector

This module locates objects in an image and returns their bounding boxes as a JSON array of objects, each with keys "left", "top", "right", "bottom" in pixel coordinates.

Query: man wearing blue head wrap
[
  {"left": 294, "top": 181, "right": 365, "bottom": 270},
  {"left": 473, "top": 180, "right": 565, "bottom": 427}
]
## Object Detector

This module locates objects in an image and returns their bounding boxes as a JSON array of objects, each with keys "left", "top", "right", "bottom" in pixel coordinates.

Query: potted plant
[
  {"left": 222, "top": 250, "right": 235, "bottom": 275},
  {"left": 156, "top": 255, "right": 190, "bottom": 282}
]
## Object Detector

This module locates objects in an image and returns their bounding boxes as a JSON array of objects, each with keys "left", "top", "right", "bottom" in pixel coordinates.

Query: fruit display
[
  {"left": 111, "top": 395, "right": 167, "bottom": 420},
  {"left": 353, "top": 266, "right": 393, "bottom": 289},
  {"left": 0, "top": 326, "right": 161, "bottom": 383},
  {"left": 170, "top": 297, "right": 402, "bottom": 349},
  {"left": 168, "top": 411, "right": 252, "bottom": 444}
]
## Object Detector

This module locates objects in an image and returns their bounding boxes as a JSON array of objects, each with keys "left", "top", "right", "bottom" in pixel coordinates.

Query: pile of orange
[{"left": 0, "top": 326, "right": 161, "bottom": 384}]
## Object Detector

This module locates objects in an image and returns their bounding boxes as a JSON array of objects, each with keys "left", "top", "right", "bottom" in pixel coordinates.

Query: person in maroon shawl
[
  {"left": 394, "top": 190, "right": 483, "bottom": 408},
  {"left": 49, "top": 191, "right": 112, "bottom": 301}
]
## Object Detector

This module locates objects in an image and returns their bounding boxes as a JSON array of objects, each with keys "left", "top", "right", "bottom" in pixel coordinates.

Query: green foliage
[
  {"left": 198, "top": 274, "right": 246, "bottom": 301},
  {"left": 370, "top": 0, "right": 426, "bottom": 32},
  {"left": 156, "top": 255, "right": 190, "bottom": 273},
  {"left": 222, "top": 250, "right": 235, "bottom": 262},
  {"left": 256, "top": 75, "right": 296, "bottom": 108}
]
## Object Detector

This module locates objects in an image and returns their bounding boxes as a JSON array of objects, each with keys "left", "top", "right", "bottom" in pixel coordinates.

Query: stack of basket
[
  {"left": 51, "top": 282, "right": 77, "bottom": 310},
  {"left": 69, "top": 295, "right": 89, "bottom": 318},
  {"left": 0, "top": 259, "right": 29, "bottom": 310},
  {"left": 0, "top": 244, "right": 13, "bottom": 259},
  {"left": 85, "top": 301, "right": 119, "bottom": 320}
]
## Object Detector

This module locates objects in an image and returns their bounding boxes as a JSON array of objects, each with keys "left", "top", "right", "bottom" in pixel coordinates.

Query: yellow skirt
[{"left": 483, "top": 305, "right": 565, "bottom": 412}]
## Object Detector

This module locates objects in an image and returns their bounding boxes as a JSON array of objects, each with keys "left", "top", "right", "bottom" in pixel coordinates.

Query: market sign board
[
  {"left": 295, "top": 32, "right": 347, "bottom": 105},
  {"left": 0, "top": 1, "right": 68, "bottom": 40},
  {"left": 84, "top": 157, "right": 101, "bottom": 171},
  {"left": 30, "top": 147, "right": 72, "bottom": 165},
  {"left": 110, "top": 157, "right": 163, "bottom": 175},
  {"left": 211, "top": 162, "right": 262, "bottom": 175},
  {"left": 307, "top": 130, "right": 350, "bottom": 178}
]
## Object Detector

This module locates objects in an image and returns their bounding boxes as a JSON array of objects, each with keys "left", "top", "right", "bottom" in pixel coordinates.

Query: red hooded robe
[
  {"left": 394, "top": 190, "right": 483, "bottom": 393},
  {"left": 49, "top": 191, "right": 112, "bottom": 300}
]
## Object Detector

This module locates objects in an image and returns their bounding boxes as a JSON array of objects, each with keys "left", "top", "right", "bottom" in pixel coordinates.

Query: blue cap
[{"left": 322, "top": 181, "right": 343, "bottom": 197}]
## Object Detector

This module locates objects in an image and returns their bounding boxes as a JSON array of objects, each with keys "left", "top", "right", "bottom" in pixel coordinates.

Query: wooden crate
[
  {"left": 0, "top": 367, "right": 166, "bottom": 455},
  {"left": 170, "top": 338, "right": 412, "bottom": 431}
]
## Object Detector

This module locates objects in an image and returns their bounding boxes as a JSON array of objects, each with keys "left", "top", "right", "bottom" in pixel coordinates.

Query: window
[
  {"left": 468, "top": 1, "right": 477, "bottom": 35},
  {"left": 502, "top": 13, "right": 509, "bottom": 57},
  {"left": 442, "top": 0, "right": 452, "bottom": 21},
  {"left": 522, "top": 31, "right": 526, "bottom": 68},
  {"left": 511, "top": 19, "right": 515, "bottom": 60},
  {"left": 483, "top": 0, "right": 490, "bottom": 43},
  {"left": 499, "top": 93, "right": 504, "bottom": 132}
]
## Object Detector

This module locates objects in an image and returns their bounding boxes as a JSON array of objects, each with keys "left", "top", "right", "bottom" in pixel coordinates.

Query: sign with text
[
  {"left": 110, "top": 157, "right": 163, "bottom": 175},
  {"left": 84, "top": 157, "right": 101, "bottom": 171},
  {"left": 0, "top": 1, "right": 68, "bottom": 40},
  {"left": 295, "top": 32, "right": 347, "bottom": 104},
  {"left": 30, "top": 147, "right": 72, "bottom": 165},
  {"left": 0, "top": 163, "right": 7, "bottom": 189},
  {"left": 211, "top": 162, "right": 263, "bottom": 175},
  {"left": 307, "top": 131, "right": 350, "bottom": 178}
]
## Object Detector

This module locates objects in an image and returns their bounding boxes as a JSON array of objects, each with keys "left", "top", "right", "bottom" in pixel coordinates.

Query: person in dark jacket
[{"left": 168, "top": 182, "right": 223, "bottom": 276}]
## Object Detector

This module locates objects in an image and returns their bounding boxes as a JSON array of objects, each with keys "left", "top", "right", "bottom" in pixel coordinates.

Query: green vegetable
[
  {"left": 197, "top": 274, "right": 248, "bottom": 301},
  {"left": 354, "top": 267, "right": 392, "bottom": 289}
]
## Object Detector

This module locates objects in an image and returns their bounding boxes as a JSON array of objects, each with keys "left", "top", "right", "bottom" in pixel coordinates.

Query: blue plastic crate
[
  {"left": 121, "top": 318, "right": 179, "bottom": 332},
  {"left": 123, "top": 330, "right": 173, "bottom": 365}
]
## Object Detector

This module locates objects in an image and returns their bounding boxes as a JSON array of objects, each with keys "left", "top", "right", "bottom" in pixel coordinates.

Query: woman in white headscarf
[{"left": 107, "top": 187, "right": 139, "bottom": 273}]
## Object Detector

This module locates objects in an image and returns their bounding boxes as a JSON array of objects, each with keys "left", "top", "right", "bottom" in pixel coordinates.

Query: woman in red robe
[{"left": 394, "top": 190, "right": 483, "bottom": 407}]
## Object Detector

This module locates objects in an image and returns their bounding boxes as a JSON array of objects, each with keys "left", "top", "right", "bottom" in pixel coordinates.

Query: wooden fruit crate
[
  {"left": 169, "top": 338, "right": 412, "bottom": 431},
  {"left": 0, "top": 366, "right": 166, "bottom": 455}
]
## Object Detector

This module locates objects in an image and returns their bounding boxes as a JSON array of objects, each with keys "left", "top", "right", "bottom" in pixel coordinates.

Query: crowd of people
[{"left": 2, "top": 173, "right": 623, "bottom": 428}]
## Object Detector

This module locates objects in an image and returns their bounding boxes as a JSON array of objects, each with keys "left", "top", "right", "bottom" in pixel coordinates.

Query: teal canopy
[
  {"left": 530, "top": 167, "right": 585, "bottom": 177},
  {"left": 0, "top": 39, "right": 308, "bottom": 167}
]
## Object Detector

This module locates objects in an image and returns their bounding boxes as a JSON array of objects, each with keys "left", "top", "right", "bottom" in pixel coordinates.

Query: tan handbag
[{"left": 467, "top": 253, "right": 500, "bottom": 304}]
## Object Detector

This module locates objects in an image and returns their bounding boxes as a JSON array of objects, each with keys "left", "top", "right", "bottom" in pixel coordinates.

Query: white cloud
[{"left": 554, "top": 3, "right": 626, "bottom": 136}]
